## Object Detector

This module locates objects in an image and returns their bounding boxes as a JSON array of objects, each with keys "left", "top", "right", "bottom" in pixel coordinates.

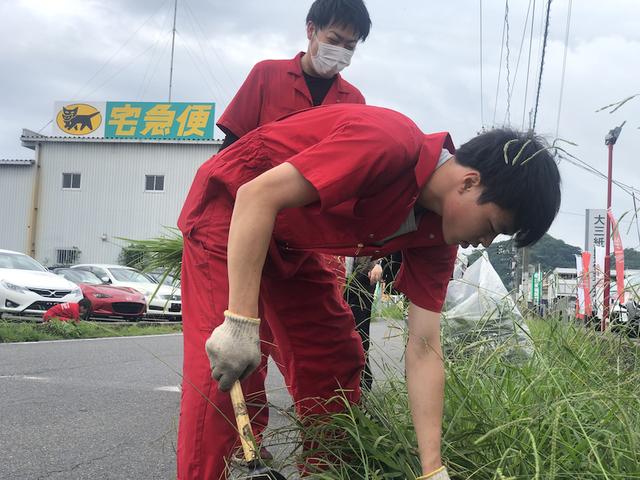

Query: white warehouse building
[{"left": 1, "top": 100, "right": 220, "bottom": 267}]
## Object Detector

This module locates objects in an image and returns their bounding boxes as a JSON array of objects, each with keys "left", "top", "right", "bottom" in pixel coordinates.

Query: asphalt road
[{"left": 0, "top": 320, "right": 405, "bottom": 479}]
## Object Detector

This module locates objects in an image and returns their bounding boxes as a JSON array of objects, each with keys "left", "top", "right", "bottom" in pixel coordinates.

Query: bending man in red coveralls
[
  {"left": 43, "top": 298, "right": 92, "bottom": 323},
  {"left": 211, "top": 0, "right": 371, "bottom": 463},
  {"left": 177, "top": 103, "right": 561, "bottom": 480}
]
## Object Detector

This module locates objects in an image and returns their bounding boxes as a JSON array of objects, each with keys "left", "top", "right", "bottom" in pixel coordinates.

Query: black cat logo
[{"left": 56, "top": 103, "right": 102, "bottom": 135}]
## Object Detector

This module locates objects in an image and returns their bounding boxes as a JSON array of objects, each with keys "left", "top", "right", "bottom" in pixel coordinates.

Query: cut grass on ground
[{"left": 0, "top": 319, "right": 182, "bottom": 343}]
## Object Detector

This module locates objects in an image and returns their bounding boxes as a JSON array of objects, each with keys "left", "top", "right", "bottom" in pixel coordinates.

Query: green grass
[
  {"left": 103, "top": 233, "right": 640, "bottom": 477},
  {"left": 267, "top": 318, "right": 640, "bottom": 479},
  {"left": 0, "top": 319, "right": 182, "bottom": 343}
]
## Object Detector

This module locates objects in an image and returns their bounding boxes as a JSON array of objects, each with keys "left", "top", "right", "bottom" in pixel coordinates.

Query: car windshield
[
  {"left": 109, "top": 268, "right": 151, "bottom": 283},
  {"left": 150, "top": 272, "right": 180, "bottom": 287},
  {"left": 62, "top": 269, "right": 102, "bottom": 285},
  {"left": 163, "top": 274, "right": 180, "bottom": 287},
  {"left": 0, "top": 252, "right": 47, "bottom": 272}
]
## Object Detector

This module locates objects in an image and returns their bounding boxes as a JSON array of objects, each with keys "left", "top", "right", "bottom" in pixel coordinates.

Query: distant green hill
[{"left": 468, "top": 234, "right": 640, "bottom": 287}]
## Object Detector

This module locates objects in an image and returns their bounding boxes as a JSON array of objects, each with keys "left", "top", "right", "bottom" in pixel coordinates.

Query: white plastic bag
[{"left": 442, "top": 252, "right": 533, "bottom": 359}]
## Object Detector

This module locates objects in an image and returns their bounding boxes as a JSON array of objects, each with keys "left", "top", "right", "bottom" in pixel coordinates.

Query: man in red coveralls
[
  {"left": 177, "top": 103, "right": 561, "bottom": 479},
  {"left": 199, "top": 0, "right": 371, "bottom": 466},
  {"left": 217, "top": 0, "right": 370, "bottom": 150},
  {"left": 43, "top": 298, "right": 91, "bottom": 323}
]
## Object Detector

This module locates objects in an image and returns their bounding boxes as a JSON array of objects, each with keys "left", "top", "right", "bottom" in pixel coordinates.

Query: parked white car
[
  {"left": 71, "top": 264, "right": 181, "bottom": 318},
  {"left": 0, "top": 249, "right": 82, "bottom": 317}
]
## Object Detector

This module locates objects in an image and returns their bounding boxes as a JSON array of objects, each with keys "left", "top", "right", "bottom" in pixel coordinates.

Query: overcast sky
[{"left": 2, "top": 0, "right": 639, "bottom": 249}]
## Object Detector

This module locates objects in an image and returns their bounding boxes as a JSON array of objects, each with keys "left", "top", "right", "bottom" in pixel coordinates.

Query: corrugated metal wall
[
  {"left": 35, "top": 142, "right": 219, "bottom": 266},
  {"left": 0, "top": 163, "right": 35, "bottom": 253}
]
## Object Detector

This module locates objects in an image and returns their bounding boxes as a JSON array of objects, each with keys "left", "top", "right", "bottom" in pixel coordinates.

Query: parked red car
[{"left": 53, "top": 268, "right": 146, "bottom": 319}]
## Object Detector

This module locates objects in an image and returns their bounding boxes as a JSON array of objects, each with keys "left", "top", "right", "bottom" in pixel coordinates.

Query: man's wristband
[
  {"left": 223, "top": 310, "right": 260, "bottom": 325},
  {"left": 416, "top": 466, "right": 448, "bottom": 480}
]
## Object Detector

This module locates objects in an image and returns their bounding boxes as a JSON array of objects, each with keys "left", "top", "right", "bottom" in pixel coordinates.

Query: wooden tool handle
[{"left": 230, "top": 380, "right": 258, "bottom": 463}]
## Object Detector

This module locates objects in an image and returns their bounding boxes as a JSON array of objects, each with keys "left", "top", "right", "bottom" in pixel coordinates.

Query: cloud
[{"left": 2, "top": 0, "right": 639, "bottom": 249}]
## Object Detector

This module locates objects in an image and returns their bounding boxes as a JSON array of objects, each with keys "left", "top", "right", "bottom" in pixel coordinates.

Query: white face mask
[{"left": 310, "top": 39, "right": 354, "bottom": 78}]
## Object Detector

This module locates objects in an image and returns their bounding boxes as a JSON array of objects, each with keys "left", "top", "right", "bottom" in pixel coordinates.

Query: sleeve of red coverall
[
  {"left": 286, "top": 119, "right": 417, "bottom": 212},
  {"left": 394, "top": 245, "right": 458, "bottom": 312},
  {"left": 216, "top": 63, "right": 264, "bottom": 138}
]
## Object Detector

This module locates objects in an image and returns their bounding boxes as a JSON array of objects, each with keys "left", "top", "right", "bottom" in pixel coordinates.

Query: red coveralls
[
  {"left": 43, "top": 302, "right": 81, "bottom": 323},
  {"left": 177, "top": 104, "right": 457, "bottom": 479},
  {"left": 214, "top": 51, "right": 365, "bottom": 448},
  {"left": 217, "top": 52, "right": 365, "bottom": 139}
]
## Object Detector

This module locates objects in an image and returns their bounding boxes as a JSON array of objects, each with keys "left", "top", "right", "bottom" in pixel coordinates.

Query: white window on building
[
  {"left": 62, "top": 172, "right": 81, "bottom": 189},
  {"left": 56, "top": 248, "right": 80, "bottom": 265},
  {"left": 145, "top": 174, "right": 165, "bottom": 192}
]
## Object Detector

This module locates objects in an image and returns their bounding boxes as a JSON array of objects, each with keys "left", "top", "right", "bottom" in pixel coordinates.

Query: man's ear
[
  {"left": 306, "top": 21, "right": 315, "bottom": 41},
  {"left": 460, "top": 170, "right": 481, "bottom": 193}
]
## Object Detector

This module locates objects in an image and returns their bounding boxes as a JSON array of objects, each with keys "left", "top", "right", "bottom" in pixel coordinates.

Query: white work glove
[
  {"left": 416, "top": 466, "right": 450, "bottom": 480},
  {"left": 205, "top": 310, "right": 261, "bottom": 392}
]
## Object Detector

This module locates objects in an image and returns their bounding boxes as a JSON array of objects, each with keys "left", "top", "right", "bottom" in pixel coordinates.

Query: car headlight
[
  {"left": 0, "top": 280, "right": 28, "bottom": 294},
  {"left": 93, "top": 293, "right": 112, "bottom": 299},
  {"left": 71, "top": 287, "right": 82, "bottom": 296}
]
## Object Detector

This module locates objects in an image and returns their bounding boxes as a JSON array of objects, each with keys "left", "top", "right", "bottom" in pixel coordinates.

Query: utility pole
[
  {"left": 602, "top": 121, "right": 625, "bottom": 331},
  {"left": 168, "top": 0, "right": 178, "bottom": 102}
]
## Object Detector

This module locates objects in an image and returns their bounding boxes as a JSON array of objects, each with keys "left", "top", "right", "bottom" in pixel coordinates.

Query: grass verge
[
  {"left": 0, "top": 319, "right": 182, "bottom": 343},
  {"left": 267, "top": 318, "right": 640, "bottom": 479}
]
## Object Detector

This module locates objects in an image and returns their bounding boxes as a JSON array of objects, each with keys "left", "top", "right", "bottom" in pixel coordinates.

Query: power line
[
  {"left": 522, "top": 0, "right": 537, "bottom": 129},
  {"left": 137, "top": 4, "right": 174, "bottom": 100},
  {"left": 76, "top": 0, "right": 172, "bottom": 100},
  {"left": 503, "top": 0, "right": 533, "bottom": 126},
  {"left": 181, "top": 0, "right": 234, "bottom": 101},
  {"left": 175, "top": 30, "right": 222, "bottom": 100},
  {"left": 560, "top": 154, "right": 640, "bottom": 197},
  {"left": 492, "top": 0, "right": 509, "bottom": 126},
  {"left": 36, "top": 0, "right": 172, "bottom": 134},
  {"left": 532, "top": 0, "right": 552, "bottom": 131},
  {"left": 139, "top": 34, "right": 175, "bottom": 101},
  {"left": 555, "top": 0, "right": 572, "bottom": 137},
  {"left": 559, "top": 209, "right": 633, "bottom": 226},
  {"left": 84, "top": 40, "right": 167, "bottom": 99},
  {"left": 504, "top": 0, "right": 512, "bottom": 124},
  {"left": 632, "top": 193, "right": 640, "bottom": 246},
  {"left": 183, "top": 0, "right": 239, "bottom": 93},
  {"left": 479, "top": 0, "right": 485, "bottom": 128}
]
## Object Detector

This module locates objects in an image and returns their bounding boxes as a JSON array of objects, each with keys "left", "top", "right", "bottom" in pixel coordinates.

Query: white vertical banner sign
[
  {"left": 594, "top": 246, "right": 606, "bottom": 318},
  {"left": 585, "top": 209, "right": 607, "bottom": 254}
]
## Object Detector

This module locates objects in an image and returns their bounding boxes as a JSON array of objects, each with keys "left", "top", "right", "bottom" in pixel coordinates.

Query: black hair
[
  {"left": 306, "top": 0, "right": 372, "bottom": 41},
  {"left": 78, "top": 298, "right": 92, "bottom": 312},
  {"left": 455, "top": 128, "right": 561, "bottom": 248}
]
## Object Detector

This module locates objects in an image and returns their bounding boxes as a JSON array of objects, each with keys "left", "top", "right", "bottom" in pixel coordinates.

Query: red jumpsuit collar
[{"left": 415, "top": 132, "right": 456, "bottom": 188}]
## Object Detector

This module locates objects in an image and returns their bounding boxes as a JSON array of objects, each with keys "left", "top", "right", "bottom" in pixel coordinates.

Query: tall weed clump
[{"left": 280, "top": 318, "right": 640, "bottom": 479}]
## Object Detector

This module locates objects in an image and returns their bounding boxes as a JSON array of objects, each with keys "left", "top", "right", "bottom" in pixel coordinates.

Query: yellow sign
[
  {"left": 107, "top": 104, "right": 142, "bottom": 136},
  {"left": 104, "top": 102, "right": 215, "bottom": 139},
  {"left": 55, "top": 103, "right": 102, "bottom": 136}
]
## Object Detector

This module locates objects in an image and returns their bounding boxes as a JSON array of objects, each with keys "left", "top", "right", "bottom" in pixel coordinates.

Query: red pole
[
  {"left": 602, "top": 143, "right": 613, "bottom": 332},
  {"left": 602, "top": 122, "right": 625, "bottom": 331}
]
